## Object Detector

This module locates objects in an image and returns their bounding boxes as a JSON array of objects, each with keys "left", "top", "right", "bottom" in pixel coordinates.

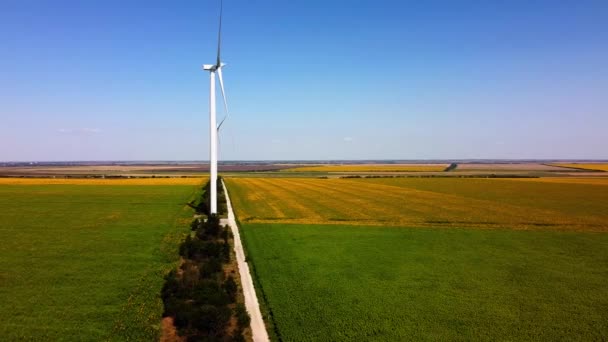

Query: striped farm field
[
  {"left": 227, "top": 176, "right": 608, "bottom": 340},
  {"left": 549, "top": 163, "right": 608, "bottom": 172},
  {"left": 281, "top": 164, "right": 447, "bottom": 172},
  {"left": 225, "top": 177, "right": 608, "bottom": 231}
]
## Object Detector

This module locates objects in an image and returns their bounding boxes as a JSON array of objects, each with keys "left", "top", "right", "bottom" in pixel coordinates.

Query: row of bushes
[
  {"left": 162, "top": 180, "right": 249, "bottom": 341},
  {"left": 189, "top": 179, "right": 228, "bottom": 216}
]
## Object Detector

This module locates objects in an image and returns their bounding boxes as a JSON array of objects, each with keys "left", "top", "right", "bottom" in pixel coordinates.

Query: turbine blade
[
  {"left": 218, "top": 116, "right": 227, "bottom": 131},
  {"left": 216, "top": 0, "right": 223, "bottom": 67},
  {"left": 217, "top": 134, "right": 221, "bottom": 158},
  {"left": 217, "top": 66, "right": 229, "bottom": 130}
]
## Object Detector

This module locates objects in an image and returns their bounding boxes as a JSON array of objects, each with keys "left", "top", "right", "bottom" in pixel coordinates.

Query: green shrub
[
  {"left": 199, "top": 257, "right": 223, "bottom": 279},
  {"left": 161, "top": 179, "right": 237, "bottom": 341},
  {"left": 196, "top": 214, "right": 221, "bottom": 239},
  {"left": 223, "top": 276, "right": 237, "bottom": 303},
  {"left": 173, "top": 300, "right": 194, "bottom": 330},
  {"left": 192, "top": 279, "right": 231, "bottom": 307},
  {"left": 222, "top": 242, "right": 231, "bottom": 262},
  {"left": 190, "top": 218, "right": 200, "bottom": 231},
  {"left": 179, "top": 235, "right": 192, "bottom": 257},
  {"left": 231, "top": 332, "right": 246, "bottom": 342},
  {"left": 190, "top": 304, "right": 232, "bottom": 337},
  {"left": 235, "top": 303, "right": 250, "bottom": 329}
]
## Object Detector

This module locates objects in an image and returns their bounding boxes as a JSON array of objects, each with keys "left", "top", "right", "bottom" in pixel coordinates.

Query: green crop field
[
  {"left": 225, "top": 177, "right": 608, "bottom": 340},
  {"left": 242, "top": 224, "right": 608, "bottom": 341},
  {"left": 0, "top": 178, "right": 203, "bottom": 340}
]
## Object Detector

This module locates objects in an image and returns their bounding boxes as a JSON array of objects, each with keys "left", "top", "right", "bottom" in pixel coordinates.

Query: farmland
[
  {"left": 0, "top": 177, "right": 203, "bottom": 186},
  {"left": 241, "top": 223, "right": 608, "bottom": 341},
  {"left": 549, "top": 163, "right": 608, "bottom": 172},
  {"left": 0, "top": 178, "right": 203, "bottom": 340},
  {"left": 281, "top": 164, "right": 448, "bottom": 172},
  {"left": 453, "top": 163, "right": 571, "bottom": 171},
  {"left": 225, "top": 176, "right": 608, "bottom": 340},
  {"left": 0, "top": 163, "right": 293, "bottom": 177},
  {"left": 225, "top": 177, "right": 608, "bottom": 231}
]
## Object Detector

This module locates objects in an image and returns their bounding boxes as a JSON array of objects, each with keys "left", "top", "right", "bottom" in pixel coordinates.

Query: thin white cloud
[
  {"left": 57, "top": 128, "right": 101, "bottom": 135},
  {"left": 343, "top": 137, "right": 353, "bottom": 142}
]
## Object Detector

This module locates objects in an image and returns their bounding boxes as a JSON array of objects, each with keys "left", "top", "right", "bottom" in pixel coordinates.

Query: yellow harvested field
[
  {"left": 225, "top": 177, "right": 608, "bottom": 231},
  {"left": 0, "top": 177, "right": 206, "bottom": 186},
  {"left": 550, "top": 163, "right": 608, "bottom": 172},
  {"left": 281, "top": 164, "right": 448, "bottom": 172},
  {"left": 455, "top": 163, "right": 571, "bottom": 171},
  {"left": 504, "top": 177, "right": 608, "bottom": 186}
]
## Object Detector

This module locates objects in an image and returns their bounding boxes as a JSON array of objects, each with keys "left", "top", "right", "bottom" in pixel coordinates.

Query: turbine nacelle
[{"left": 203, "top": 62, "right": 227, "bottom": 71}]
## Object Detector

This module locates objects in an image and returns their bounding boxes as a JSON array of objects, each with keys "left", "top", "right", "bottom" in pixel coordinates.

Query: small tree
[{"left": 223, "top": 275, "right": 237, "bottom": 302}]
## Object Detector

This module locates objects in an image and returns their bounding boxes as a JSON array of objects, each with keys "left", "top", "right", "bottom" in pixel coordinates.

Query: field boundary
[
  {"left": 222, "top": 180, "right": 270, "bottom": 342},
  {"left": 225, "top": 186, "right": 283, "bottom": 342},
  {"left": 110, "top": 186, "right": 200, "bottom": 340},
  {"left": 544, "top": 163, "right": 608, "bottom": 172}
]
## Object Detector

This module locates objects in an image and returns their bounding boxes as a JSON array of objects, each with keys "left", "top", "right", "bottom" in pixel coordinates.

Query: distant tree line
[
  {"left": 162, "top": 179, "right": 249, "bottom": 341},
  {"left": 444, "top": 163, "right": 458, "bottom": 171}
]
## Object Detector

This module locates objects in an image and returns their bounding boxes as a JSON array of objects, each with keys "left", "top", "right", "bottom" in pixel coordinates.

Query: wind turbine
[{"left": 203, "top": 0, "right": 229, "bottom": 215}]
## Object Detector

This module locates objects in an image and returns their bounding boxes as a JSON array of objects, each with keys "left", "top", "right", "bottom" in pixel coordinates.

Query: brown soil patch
[{"left": 161, "top": 317, "right": 184, "bottom": 342}]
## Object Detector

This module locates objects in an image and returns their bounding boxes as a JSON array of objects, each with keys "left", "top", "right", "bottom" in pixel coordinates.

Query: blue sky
[{"left": 1, "top": 0, "right": 607, "bottom": 161}]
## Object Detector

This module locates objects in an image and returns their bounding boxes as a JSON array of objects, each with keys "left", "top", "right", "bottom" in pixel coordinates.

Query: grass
[
  {"left": 549, "top": 163, "right": 608, "bottom": 172},
  {"left": 280, "top": 164, "right": 447, "bottom": 172},
  {"left": 0, "top": 177, "right": 203, "bottom": 186},
  {"left": 0, "top": 178, "right": 204, "bottom": 340},
  {"left": 241, "top": 223, "right": 608, "bottom": 341},
  {"left": 225, "top": 177, "right": 608, "bottom": 230}
]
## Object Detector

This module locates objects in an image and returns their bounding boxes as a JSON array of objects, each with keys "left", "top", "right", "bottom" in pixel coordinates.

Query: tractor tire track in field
[
  {"left": 249, "top": 178, "right": 321, "bottom": 221},
  {"left": 222, "top": 180, "right": 270, "bottom": 342},
  {"left": 234, "top": 178, "right": 286, "bottom": 220},
  {"left": 339, "top": 178, "right": 603, "bottom": 229},
  {"left": 350, "top": 178, "right": 608, "bottom": 229},
  {"left": 225, "top": 177, "right": 607, "bottom": 231}
]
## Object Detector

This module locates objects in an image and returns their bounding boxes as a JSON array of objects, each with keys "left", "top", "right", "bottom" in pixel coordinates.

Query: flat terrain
[
  {"left": 453, "top": 163, "right": 572, "bottom": 171},
  {"left": 281, "top": 164, "right": 448, "bottom": 172},
  {"left": 0, "top": 177, "right": 203, "bottom": 186},
  {"left": 225, "top": 176, "right": 608, "bottom": 340},
  {"left": 550, "top": 163, "right": 608, "bottom": 172},
  {"left": 4, "top": 161, "right": 606, "bottom": 178},
  {"left": 225, "top": 177, "right": 608, "bottom": 231},
  {"left": 242, "top": 224, "right": 608, "bottom": 341},
  {"left": 0, "top": 163, "right": 292, "bottom": 177},
  {"left": 0, "top": 178, "right": 203, "bottom": 340}
]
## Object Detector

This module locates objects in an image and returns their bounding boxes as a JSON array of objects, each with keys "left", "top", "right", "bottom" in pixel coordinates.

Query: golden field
[
  {"left": 225, "top": 177, "right": 608, "bottom": 231},
  {"left": 281, "top": 164, "right": 448, "bottom": 172},
  {"left": 505, "top": 177, "right": 608, "bottom": 186},
  {"left": 549, "top": 163, "right": 608, "bottom": 172},
  {"left": 0, "top": 177, "right": 206, "bottom": 186},
  {"left": 454, "top": 163, "right": 571, "bottom": 171}
]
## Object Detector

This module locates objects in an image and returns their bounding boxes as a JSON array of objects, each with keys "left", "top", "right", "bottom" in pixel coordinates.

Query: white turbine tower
[{"left": 203, "top": 0, "right": 229, "bottom": 215}]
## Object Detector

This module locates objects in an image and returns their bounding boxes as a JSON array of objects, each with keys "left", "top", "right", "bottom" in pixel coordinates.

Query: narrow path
[{"left": 222, "top": 180, "right": 270, "bottom": 342}]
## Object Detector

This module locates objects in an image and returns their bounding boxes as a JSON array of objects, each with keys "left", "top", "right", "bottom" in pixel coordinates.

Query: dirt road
[{"left": 222, "top": 180, "right": 270, "bottom": 342}]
